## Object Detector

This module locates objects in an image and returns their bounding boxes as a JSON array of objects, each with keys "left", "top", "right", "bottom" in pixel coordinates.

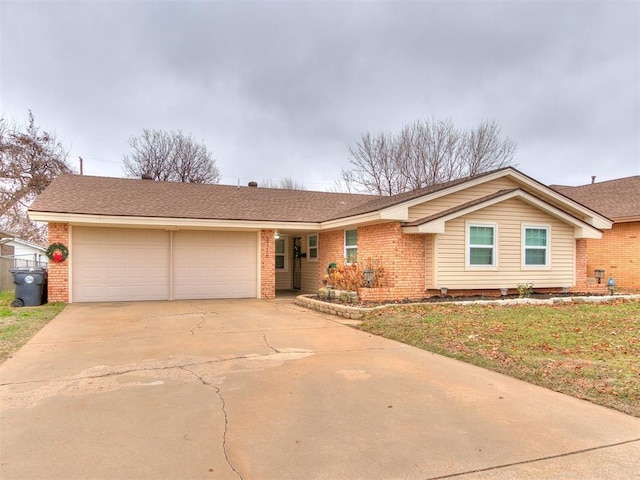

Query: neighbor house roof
[{"left": 551, "top": 176, "right": 640, "bottom": 222}]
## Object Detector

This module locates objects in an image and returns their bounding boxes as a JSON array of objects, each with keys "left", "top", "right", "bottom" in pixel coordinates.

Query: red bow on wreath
[{"left": 46, "top": 243, "right": 69, "bottom": 263}]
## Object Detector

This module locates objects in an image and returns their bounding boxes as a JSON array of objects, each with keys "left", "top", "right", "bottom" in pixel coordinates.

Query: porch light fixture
[
  {"left": 274, "top": 232, "right": 280, "bottom": 240},
  {"left": 594, "top": 269, "right": 605, "bottom": 284},
  {"left": 440, "top": 287, "right": 448, "bottom": 297},
  {"left": 363, "top": 269, "right": 375, "bottom": 288}
]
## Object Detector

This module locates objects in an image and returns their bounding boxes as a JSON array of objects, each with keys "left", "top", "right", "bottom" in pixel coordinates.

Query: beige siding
[
  {"left": 300, "top": 233, "right": 321, "bottom": 293},
  {"left": 424, "top": 234, "right": 435, "bottom": 288},
  {"left": 408, "top": 177, "right": 520, "bottom": 222},
  {"left": 435, "top": 198, "right": 575, "bottom": 289}
]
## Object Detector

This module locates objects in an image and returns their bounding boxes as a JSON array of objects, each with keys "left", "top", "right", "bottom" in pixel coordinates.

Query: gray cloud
[{"left": 1, "top": 0, "right": 638, "bottom": 189}]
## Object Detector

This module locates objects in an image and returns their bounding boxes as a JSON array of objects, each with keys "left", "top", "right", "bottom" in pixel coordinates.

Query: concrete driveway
[{"left": 1, "top": 299, "right": 638, "bottom": 480}]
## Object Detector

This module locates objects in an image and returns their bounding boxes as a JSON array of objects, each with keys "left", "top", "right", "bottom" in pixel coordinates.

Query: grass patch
[
  {"left": 359, "top": 299, "right": 640, "bottom": 417},
  {"left": 0, "top": 290, "right": 66, "bottom": 364}
]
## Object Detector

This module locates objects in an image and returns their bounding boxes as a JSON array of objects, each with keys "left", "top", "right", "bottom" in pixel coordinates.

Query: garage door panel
[
  {"left": 172, "top": 231, "right": 257, "bottom": 299},
  {"left": 73, "top": 227, "right": 170, "bottom": 302}
]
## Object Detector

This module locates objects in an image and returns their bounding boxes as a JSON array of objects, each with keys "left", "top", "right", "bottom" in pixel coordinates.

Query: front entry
[{"left": 292, "top": 237, "right": 302, "bottom": 290}]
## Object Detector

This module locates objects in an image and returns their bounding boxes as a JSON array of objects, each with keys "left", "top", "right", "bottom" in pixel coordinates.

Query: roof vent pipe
[
  {"left": 591, "top": 175, "right": 596, "bottom": 184},
  {"left": 248, "top": 181, "right": 258, "bottom": 187}
]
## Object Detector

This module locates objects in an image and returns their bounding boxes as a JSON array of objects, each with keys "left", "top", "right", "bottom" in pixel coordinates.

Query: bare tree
[
  {"left": 0, "top": 111, "right": 73, "bottom": 243},
  {"left": 343, "top": 118, "right": 516, "bottom": 195},
  {"left": 123, "top": 129, "right": 220, "bottom": 183},
  {"left": 260, "top": 177, "right": 306, "bottom": 190}
]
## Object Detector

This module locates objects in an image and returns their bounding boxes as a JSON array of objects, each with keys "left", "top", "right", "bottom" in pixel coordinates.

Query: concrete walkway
[{"left": 1, "top": 299, "right": 638, "bottom": 479}]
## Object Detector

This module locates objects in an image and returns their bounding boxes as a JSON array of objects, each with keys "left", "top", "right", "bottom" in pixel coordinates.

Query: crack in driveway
[
  {"left": 190, "top": 315, "right": 207, "bottom": 335},
  {"left": 261, "top": 331, "right": 279, "bottom": 353},
  {"left": 181, "top": 365, "right": 245, "bottom": 480},
  {"left": 0, "top": 348, "right": 315, "bottom": 411}
]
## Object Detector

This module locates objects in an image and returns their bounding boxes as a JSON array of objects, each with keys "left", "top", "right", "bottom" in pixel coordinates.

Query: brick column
[
  {"left": 47, "top": 223, "right": 70, "bottom": 302},
  {"left": 260, "top": 230, "right": 275, "bottom": 299},
  {"left": 317, "top": 230, "right": 345, "bottom": 287}
]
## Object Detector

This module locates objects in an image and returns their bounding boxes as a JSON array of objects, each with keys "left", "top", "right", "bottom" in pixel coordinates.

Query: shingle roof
[
  {"left": 319, "top": 168, "right": 512, "bottom": 220},
  {"left": 29, "top": 175, "right": 378, "bottom": 223},
  {"left": 31, "top": 169, "right": 517, "bottom": 224},
  {"left": 551, "top": 176, "right": 640, "bottom": 220}
]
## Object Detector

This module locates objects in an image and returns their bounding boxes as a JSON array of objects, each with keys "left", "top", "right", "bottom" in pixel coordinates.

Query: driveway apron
[{"left": 1, "top": 299, "right": 638, "bottom": 479}]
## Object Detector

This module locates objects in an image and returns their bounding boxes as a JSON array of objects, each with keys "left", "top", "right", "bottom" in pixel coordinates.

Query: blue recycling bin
[{"left": 10, "top": 269, "right": 47, "bottom": 307}]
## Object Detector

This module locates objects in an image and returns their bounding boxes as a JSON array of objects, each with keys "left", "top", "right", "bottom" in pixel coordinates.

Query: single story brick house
[
  {"left": 29, "top": 167, "right": 612, "bottom": 303},
  {"left": 552, "top": 175, "right": 640, "bottom": 291}
]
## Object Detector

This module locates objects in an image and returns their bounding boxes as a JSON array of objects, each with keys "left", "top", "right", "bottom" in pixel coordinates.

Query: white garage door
[
  {"left": 172, "top": 231, "right": 257, "bottom": 299},
  {"left": 72, "top": 227, "right": 258, "bottom": 302},
  {"left": 73, "top": 227, "right": 171, "bottom": 302}
]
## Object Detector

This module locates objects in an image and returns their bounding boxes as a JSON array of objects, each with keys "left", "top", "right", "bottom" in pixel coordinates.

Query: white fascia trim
[
  {"left": 387, "top": 169, "right": 512, "bottom": 211},
  {"left": 28, "top": 211, "right": 322, "bottom": 232},
  {"left": 504, "top": 170, "right": 612, "bottom": 229},
  {"left": 379, "top": 204, "right": 410, "bottom": 221},
  {"left": 382, "top": 168, "right": 611, "bottom": 229},
  {"left": 6, "top": 237, "right": 47, "bottom": 252},
  {"left": 401, "top": 189, "right": 604, "bottom": 239},
  {"left": 318, "top": 211, "right": 388, "bottom": 230}
]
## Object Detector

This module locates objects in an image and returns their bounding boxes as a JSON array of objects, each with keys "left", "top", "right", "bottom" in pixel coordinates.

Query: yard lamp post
[{"left": 594, "top": 269, "right": 605, "bottom": 284}]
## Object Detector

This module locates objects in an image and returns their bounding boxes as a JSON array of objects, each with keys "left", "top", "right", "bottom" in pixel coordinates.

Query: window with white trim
[
  {"left": 307, "top": 234, "right": 318, "bottom": 261},
  {"left": 345, "top": 229, "right": 357, "bottom": 263},
  {"left": 467, "top": 223, "right": 496, "bottom": 266},
  {"left": 275, "top": 238, "right": 287, "bottom": 270},
  {"left": 523, "top": 226, "right": 548, "bottom": 267}
]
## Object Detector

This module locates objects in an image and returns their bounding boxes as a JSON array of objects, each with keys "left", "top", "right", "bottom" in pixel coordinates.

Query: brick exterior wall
[
  {"left": 47, "top": 223, "right": 70, "bottom": 302},
  {"left": 319, "top": 223, "right": 427, "bottom": 302},
  {"left": 570, "top": 238, "right": 607, "bottom": 294},
  {"left": 317, "top": 230, "right": 345, "bottom": 285},
  {"left": 260, "top": 229, "right": 276, "bottom": 299},
  {"left": 584, "top": 222, "right": 639, "bottom": 291}
]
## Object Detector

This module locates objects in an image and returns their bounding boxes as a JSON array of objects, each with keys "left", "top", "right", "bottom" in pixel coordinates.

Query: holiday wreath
[{"left": 46, "top": 243, "right": 69, "bottom": 263}]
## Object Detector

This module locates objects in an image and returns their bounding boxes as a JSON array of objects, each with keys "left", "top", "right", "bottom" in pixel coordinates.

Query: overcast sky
[{"left": 1, "top": 0, "right": 639, "bottom": 191}]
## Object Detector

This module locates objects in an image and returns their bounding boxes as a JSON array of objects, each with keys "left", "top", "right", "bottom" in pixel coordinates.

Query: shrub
[{"left": 325, "top": 258, "right": 385, "bottom": 291}]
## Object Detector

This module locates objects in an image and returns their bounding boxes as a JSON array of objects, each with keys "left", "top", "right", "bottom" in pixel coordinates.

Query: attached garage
[{"left": 72, "top": 227, "right": 258, "bottom": 302}]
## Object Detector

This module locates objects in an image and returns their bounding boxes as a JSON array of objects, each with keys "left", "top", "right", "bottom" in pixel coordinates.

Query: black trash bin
[{"left": 10, "top": 269, "right": 47, "bottom": 307}]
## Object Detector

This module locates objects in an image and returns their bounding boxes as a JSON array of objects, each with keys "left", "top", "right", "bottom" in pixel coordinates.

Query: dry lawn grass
[
  {"left": 359, "top": 299, "right": 640, "bottom": 417},
  {"left": 0, "top": 290, "right": 66, "bottom": 363}
]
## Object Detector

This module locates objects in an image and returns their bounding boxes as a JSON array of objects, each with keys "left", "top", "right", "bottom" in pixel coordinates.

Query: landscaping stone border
[{"left": 295, "top": 293, "right": 640, "bottom": 321}]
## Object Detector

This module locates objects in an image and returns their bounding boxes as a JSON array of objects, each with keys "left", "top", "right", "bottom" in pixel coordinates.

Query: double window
[
  {"left": 345, "top": 229, "right": 357, "bottom": 263},
  {"left": 467, "top": 223, "right": 496, "bottom": 267},
  {"left": 523, "top": 226, "right": 549, "bottom": 267}
]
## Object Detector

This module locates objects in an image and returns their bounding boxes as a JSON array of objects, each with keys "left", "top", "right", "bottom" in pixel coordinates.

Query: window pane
[
  {"left": 275, "top": 256, "right": 285, "bottom": 269},
  {"left": 309, "top": 235, "right": 317, "bottom": 247},
  {"left": 345, "top": 229, "right": 357, "bottom": 246},
  {"left": 345, "top": 247, "right": 357, "bottom": 263},
  {"left": 470, "top": 226, "right": 494, "bottom": 246},
  {"left": 275, "top": 239, "right": 285, "bottom": 254},
  {"left": 525, "top": 249, "right": 546, "bottom": 265},
  {"left": 525, "top": 228, "right": 547, "bottom": 247},
  {"left": 470, "top": 247, "right": 493, "bottom": 265},
  {"left": 309, "top": 249, "right": 317, "bottom": 259}
]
